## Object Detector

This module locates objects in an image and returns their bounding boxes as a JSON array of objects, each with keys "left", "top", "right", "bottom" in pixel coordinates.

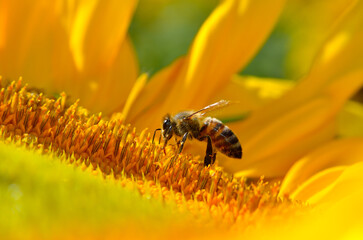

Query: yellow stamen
[{"left": 0, "top": 78, "right": 298, "bottom": 225}]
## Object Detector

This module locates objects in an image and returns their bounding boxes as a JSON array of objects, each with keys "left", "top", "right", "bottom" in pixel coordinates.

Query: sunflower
[{"left": 1, "top": 0, "right": 363, "bottom": 238}]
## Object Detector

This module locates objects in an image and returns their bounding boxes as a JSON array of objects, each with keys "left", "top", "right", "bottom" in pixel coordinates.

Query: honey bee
[{"left": 154, "top": 100, "right": 242, "bottom": 166}]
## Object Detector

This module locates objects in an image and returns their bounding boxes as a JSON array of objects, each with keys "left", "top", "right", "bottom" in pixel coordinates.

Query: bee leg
[
  {"left": 175, "top": 137, "right": 180, "bottom": 148},
  {"left": 178, "top": 132, "right": 189, "bottom": 154},
  {"left": 152, "top": 128, "right": 161, "bottom": 144},
  {"left": 211, "top": 152, "right": 217, "bottom": 165},
  {"left": 204, "top": 136, "right": 215, "bottom": 166}
]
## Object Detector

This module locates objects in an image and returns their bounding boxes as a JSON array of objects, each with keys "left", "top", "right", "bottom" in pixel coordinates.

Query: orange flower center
[{"left": 0, "top": 77, "right": 301, "bottom": 226}]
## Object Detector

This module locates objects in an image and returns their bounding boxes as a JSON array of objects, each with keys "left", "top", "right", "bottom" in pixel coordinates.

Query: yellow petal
[
  {"left": 121, "top": 73, "right": 148, "bottom": 120},
  {"left": 68, "top": 0, "right": 139, "bottom": 114},
  {"left": 241, "top": 76, "right": 295, "bottom": 100},
  {"left": 245, "top": 168, "right": 363, "bottom": 239},
  {"left": 210, "top": 75, "right": 295, "bottom": 122},
  {"left": 78, "top": 36, "right": 139, "bottom": 115},
  {"left": 70, "top": 0, "right": 138, "bottom": 73},
  {"left": 306, "top": 187, "right": 363, "bottom": 239},
  {"left": 0, "top": 0, "right": 139, "bottom": 115},
  {"left": 287, "top": 161, "right": 363, "bottom": 206},
  {"left": 243, "top": 0, "right": 363, "bottom": 133},
  {"left": 283, "top": 0, "right": 357, "bottom": 79},
  {"left": 0, "top": 0, "right": 8, "bottom": 49},
  {"left": 221, "top": 2, "right": 363, "bottom": 177},
  {"left": 123, "top": 57, "right": 186, "bottom": 129},
  {"left": 0, "top": 0, "right": 59, "bottom": 84},
  {"left": 338, "top": 100, "right": 363, "bottom": 137},
  {"left": 126, "top": 0, "right": 285, "bottom": 129},
  {"left": 290, "top": 166, "right": 346, "bottom": 202},
  {"left": 224, "top": 97, "right": 337, "bottom": 177},
  {"left": 179, "top": 0, "right": 286, "bottom": 109},
  {"left": 280, "top": 138, "right": 363, "bottom": 199},
  {"left": 307, "top": 161, "right": 363, "bottom": 205}
]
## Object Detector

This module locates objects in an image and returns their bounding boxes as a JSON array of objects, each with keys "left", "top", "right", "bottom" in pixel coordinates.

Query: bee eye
[{"left": 163, "top": 119, "right": 169, "bottom": 130}]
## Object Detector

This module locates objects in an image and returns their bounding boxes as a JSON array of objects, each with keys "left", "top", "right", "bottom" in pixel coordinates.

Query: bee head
[{"left": 162, "top": 114, "right": 173, "bottom": 141}]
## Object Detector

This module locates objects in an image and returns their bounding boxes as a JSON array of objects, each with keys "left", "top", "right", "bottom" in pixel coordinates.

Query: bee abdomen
[{"left": 200, "top": 118, "right": 242, "bottom": 159}]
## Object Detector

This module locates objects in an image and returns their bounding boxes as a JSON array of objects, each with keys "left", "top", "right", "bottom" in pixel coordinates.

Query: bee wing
[{"left": 184, "top": 100, "right": 232, "bottom": 119}]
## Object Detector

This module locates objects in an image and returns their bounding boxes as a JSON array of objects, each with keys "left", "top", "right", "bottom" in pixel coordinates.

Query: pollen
[{"left": 0, "top": 77, "right": 296, "bottom": 226}]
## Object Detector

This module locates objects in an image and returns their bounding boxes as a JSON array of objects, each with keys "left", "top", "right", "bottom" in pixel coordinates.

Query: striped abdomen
[{"left": 199, "top": 117, "right": 242, "bottom": 159}]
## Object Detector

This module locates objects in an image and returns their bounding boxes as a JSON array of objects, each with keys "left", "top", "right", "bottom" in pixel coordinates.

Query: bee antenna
[{"left": 152, "top": 128, "right": 161, "bottom": 144}]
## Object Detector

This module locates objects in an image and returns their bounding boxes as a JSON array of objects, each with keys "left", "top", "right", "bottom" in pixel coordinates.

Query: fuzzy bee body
[
  {"left": 159, "top": 100, "right": 242, "bottom": 166},
  {"left": 199, "top": 117, "right": 242, "bottom": 159}
]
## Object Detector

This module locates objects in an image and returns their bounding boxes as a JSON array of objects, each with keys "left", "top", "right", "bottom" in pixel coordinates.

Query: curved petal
[
  {"left": 121, "top": 73, "right": 148, "bottom": 120},
  {"left": 290, "top": 166, "right": 346, "bottom": 202},
  {"left": 67, "top": 0, "right": 139, "bottom": 114},
  {"left": 123, "top": 57, "right": 186, "bottom": 130},
  {"left": 285, "top": 161, "right": 363, "bottom": 206},
  {"left": 244, "top": 165, "right": 363, "bottom": 239},
  {"left": 69, "top": 0, "right": 137, "bottom": 73},
  {"left": 338, "top": 100, "right": 363, "bottom": 137},
  {"left": 210, "top": 75, "right": 295, "bottom": 122},
  {"left": 221, "top": 1, "right": 363, "bottom": 177},
  {"left": 279, "top": 138, "right": 363, "bottom": 198},
  {"left": 306, "top": 161, "right": 363, "bottom": 205},
  {"left": 283, "top": 0, "right": 357, "bottom": 79},
  {"left": 223, "top": 98, "right": 337, "bottom": 177},
  {"left": 178, "top": 0, "right": 286, "bottom": 109}
]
